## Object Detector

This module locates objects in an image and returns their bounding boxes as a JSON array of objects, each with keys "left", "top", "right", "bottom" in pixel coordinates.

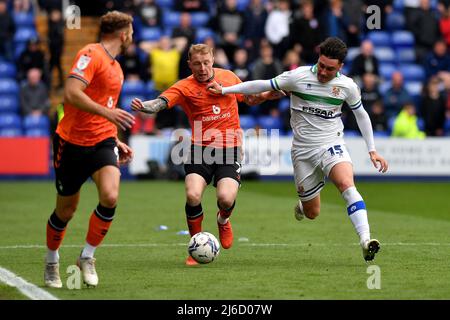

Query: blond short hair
[
  {"left": 100, "top": 11, "right": 133, "bottom": 35},
  {"left": 188, "top": 44, "right": 214, "bottom": 60}
]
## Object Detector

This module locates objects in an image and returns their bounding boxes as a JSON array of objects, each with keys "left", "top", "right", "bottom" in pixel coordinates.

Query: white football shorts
[{"left": 291, "top": 141, "right": 353, "bottom": 201}]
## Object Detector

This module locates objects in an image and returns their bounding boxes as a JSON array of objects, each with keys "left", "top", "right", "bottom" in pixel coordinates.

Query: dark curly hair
[{"left": 318, "top": 37, "right": 348, "bottom": 63}]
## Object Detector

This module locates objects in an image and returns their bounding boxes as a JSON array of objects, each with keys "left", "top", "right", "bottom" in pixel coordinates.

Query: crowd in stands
[{"left": 1, "top": 0, "right": 450, "bottom": 140}]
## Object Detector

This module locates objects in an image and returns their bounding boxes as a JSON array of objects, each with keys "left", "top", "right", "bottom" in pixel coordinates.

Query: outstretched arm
[
  {"left": 352, "top": 105, "right": 389, "bottom": 173},
  {"left": 207, "top": 80, "right": 285, "bottom": 106},
  {"left": 131, "top": 97, "right": 168, "bottom": 114}
]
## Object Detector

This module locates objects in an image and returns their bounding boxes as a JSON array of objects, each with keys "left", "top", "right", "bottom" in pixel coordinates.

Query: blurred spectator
[
  {"left": 213, "top": 0, "right": 246, "bottom": 62},
  {"left": 147, "top": 36, "right": 182, "bottom": 92},
  {"left": 20, "top": 68, "right": 50, "bottom": 116},
  {"left": 48, "top": 8, "right": 65, "bottom": 90},
  {"left": 264, "top": 0, "right": 291, "bottom": 60},
  {"left": 172, "top": 12, "right": 197, "bottom": 79},
  {"left": 383, "top": 71, "right": 413, "bottom": 119},
  {"left": 369, "top": 99, "right": 388, "bottom": 132},
  {"left": 439, "top": 3, "right": 450, "bottom": 48},
  {"left": 409, "top": 0, "right": 441, "bottom": 64},
  {"left": 342, "top": 0, "right": 363, "bottom": 47},
  {"left": 17, "top": 38, "right": 49, "bottom": 85},
  {"left": 361, "top": 72, "right": 382, "bottom": 111},
  {"left": 137, "top": 0, "right": 162, "bottom": 27},
  {"left": 13, "top": 0, "right": 32, "bottom": 13},
  {"left": 118, "top": 42, "right": 150, "bottom": 81},
  {"left": 391, "top": 102, "right": 426, "bottom": 138},
  {"left": 321, "top": 0, "right": 348, "bottom": 43},
  {"left": 404, "top": 0, "right": 421, "bottom": 31},
  {"left": 289, "top": 0, "right": 323, "bottom": 65},
  {"left": 420, "top": 76, "right": 447, "bottom": 136},
  {"left": 243, "top": 0, "right": 268, "bottom": 62},
  {"left": 423, "top": 39, "right": 450, "bottom": 80},
  {"left": 0, "top": 0, "right": 15, "bottom": 61},
  {"left": 349, "top": 40, "right": 380, "bottom": 81},
  {"left": 231, "top": 48, "right": 252, "bottom": 114},
  {"left": 251, "top": 41, "right": 283, "bottom": 115},
  {"left": 283, "top": 49, "right": 302, "bottom": 71},
  {"left": 175, "top": 0, "right": 208, "bottom": 12},
  {"left": 38, "top": 0, "right": 61, "bottom": 13}
]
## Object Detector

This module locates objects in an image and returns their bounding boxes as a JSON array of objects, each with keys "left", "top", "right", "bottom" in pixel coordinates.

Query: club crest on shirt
[
  {"left": 331, "top": 86, "right": 340, "bottom": 97},
  {"left": 73, "top": 55, "right": 91, "bottom": 76}
]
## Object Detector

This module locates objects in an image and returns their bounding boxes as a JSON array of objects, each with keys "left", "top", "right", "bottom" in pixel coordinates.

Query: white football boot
[
  {"left": 44, "top": 262, "right": 63, "bottom": 288},
  {"left": 77, "top": 256, "right": 98, "bottom": 287},
  {"left": 361, "top": 239, "right": 380, "bottom": 261},
  {"left": 294, "top": 201, "right": 304, "bottom": 221}
]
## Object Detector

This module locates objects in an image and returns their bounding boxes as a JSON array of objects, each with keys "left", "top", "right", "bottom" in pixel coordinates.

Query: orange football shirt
[
  {"left": 56, "top": 43, "right": 124, "bottom": 146},
  {"left": 160, "top": 68, "right": 244, "bottom": 148}
]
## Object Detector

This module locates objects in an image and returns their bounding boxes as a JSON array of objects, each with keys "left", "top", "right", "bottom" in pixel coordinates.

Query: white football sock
[
  {"left": 81, "top": 242, "right": 96, "bottom": 259},
  {"left": 46, "top": 249, "right": 59, "bottom": 264},
  {"left": 217, "top": 214, "right": 229, "bottom": 225},
  {"left": 342, "top": 186, "right": 370, "bottom": 244}
]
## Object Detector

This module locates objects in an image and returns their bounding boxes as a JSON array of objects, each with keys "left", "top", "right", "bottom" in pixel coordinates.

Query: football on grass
[{"left": 188, "top": 232, "right": 220, "bottom": 264}]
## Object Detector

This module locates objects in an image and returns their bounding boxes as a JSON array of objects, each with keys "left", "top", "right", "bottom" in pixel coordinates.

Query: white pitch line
[
  {"left": 0, "top": 267, "right": 58, "bottom": 300},
  {"left": 1, "top": 242, "right": 450, "bottom": 250}
]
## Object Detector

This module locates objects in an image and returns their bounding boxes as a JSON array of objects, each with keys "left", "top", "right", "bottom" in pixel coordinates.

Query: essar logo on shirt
[{"left": 212, "top": 105, "right": 221, "bottom": 115}]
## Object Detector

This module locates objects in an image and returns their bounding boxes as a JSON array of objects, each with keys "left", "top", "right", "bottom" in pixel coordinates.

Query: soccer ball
[{"left": 188, "top": 232, "right": 220, "bottom": 264}]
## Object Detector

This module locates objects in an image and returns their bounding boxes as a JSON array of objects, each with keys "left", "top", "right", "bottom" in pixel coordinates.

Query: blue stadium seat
[
  {"left": 190, "top": 12, "right": 209, "bottom": 27},
  {"left": 23, "top": 114, "right": 49, "bottom": 130},
  {"left": 14, "top": 42, "right": 27, "bottom": 59},
  {"left": 236, "top": 0, "right": 250, "bottom": 11},
  {"left": 120, "top": 95, "right": 145, "bottom": 113},
  {"left": 379, "top": 81, "right": 391, "bottom": 95},
  {"left": 196, "top": 27, "right": 216, "bottom": 43},
  {"left": 279, "top": 98, "right": 290, "bottom": 112},
  {"left": 374, "top": 47, "right": 396, "bottom": 63},
  {"left": 417, "top": 117, "right": 425, "bottom": 131},
  {"left": 391, "top": 31, "right": 415, "bottom": 48},
  {"left": 344, "top": 130, "right": 361, "bottom": 137},
  {"left": 0, "top": 79, "right": 19, "bottom": 95},
  {"left": 239, "top": 115, "right": 256, "bottom": 130},
  {"left": 0, "top": 113, "right": 21, "bottom": 129},
  {"left": 0, "top": 62, "right": 17, "bottom": 79},
  {"left": 387, "top": 116, "right": 396, "bottom": 133},
  {"left": 145, "top": 81, "right": 159, "bottom": 99},
  {"left": 404, "top": 81, "right": 423, "bottom": 96},
  {"left": 163, "top": 11, "right": 181, "bottom": 27},
  {"left": 373, "top": 130, "right": 390, "bottom": 137},
  {"left": 140, "top": 27, "right": 162, "bottom": 41},
  {"left": 13, "top": 27, "right": 38, "bottom": 43},
  {"left": 399, "top": 64, "right": 425, "bottom": 82},
  {"left": 345, "top": 47, "right": 360, "bottom": 63},
  {"left": 25, "top": 127, "right": 49, "bottom": 137},
  {"left": 0, "top": 95, "right": 19, "bottom": 113},
  {"left": 396, "top": 47, "right": 415, "bottom": 64},
  {"left": 13, "top": 12, "right": 35, "bottom": 27},
  {"left": 122, "top": 80, "right": 146, "bottom": 95},
  {"left": 386, "top": 12, "right": 405, "bottom": 31},
  {"left": 367, "top": 31, "right": 391, "bottom": 47},
  {"left": 379, "top": 63, "right": 396, "bottom": 80},
  {"left": 444, "top": 118, "right": 450, "bottom": 135},
  {"left": 155, "top": 0, "right": 174, "bottom": 9},
  {"left": 393, "top": 0, "right": 404, "bottom": 11},
  {"left": 257, "top": 115, "right": 282, "bottom": 130},
  {"left": 0, "top": 128, "right": 22, "bottom": 137}
]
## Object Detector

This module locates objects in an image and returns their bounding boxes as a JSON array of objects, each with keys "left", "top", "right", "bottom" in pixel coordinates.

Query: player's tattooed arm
[
  {"left": 131, "top": 97, "right": 168, "bottom": 114},
  {"left": 243, "top": 91, "right": 286, "bottom": 106}
]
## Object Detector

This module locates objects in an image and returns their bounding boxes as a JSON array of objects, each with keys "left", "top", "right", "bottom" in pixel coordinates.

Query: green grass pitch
[{"left": 1, "top": 180, "right": 450, "bottom": 300}]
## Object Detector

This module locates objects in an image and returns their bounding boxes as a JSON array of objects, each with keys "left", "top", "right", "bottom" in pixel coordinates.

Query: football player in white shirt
[{"left": 207, "top": 37, "right": 388, "bottom": 261}]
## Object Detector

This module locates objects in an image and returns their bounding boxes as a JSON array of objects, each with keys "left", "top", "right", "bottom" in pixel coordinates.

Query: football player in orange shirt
[
  {"left": 44, "top": 11, "right": 135, "bottom": 288},
  {"left": 131, "top": 44, "right": 284, "bottom": 265}
]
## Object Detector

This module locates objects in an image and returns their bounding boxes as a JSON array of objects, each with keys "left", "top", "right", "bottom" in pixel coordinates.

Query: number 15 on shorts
[{"left": 327, "top": 145, "right": 343, "bottom": 157}]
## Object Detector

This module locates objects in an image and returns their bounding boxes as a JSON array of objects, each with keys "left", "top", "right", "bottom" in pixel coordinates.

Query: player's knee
[
  {"left": 100, "top": 191, "right": 118, "bottom": 208},
  {"left": 186, "top": 190, "right": 202, "bottom": 206},
  {"left": 217, "top": 195, "right": 234, "bottom": 211}
]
